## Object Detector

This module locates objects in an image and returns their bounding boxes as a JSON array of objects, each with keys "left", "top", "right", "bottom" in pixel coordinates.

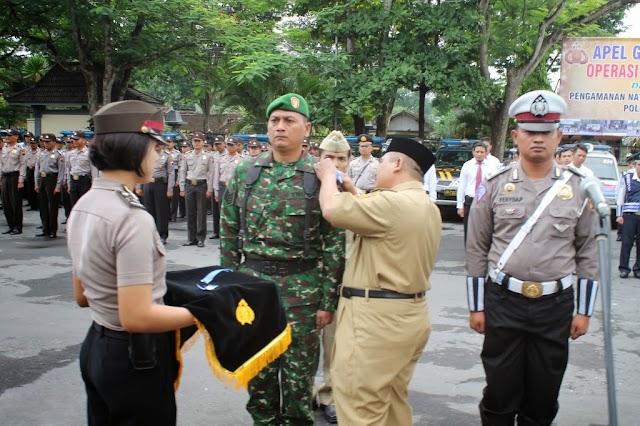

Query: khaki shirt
[
  {"left": 329, "top": 181, "right": 442, "bottom": 294},
  {"left": 67, "top": 147, "right": 92, "bottom": 185},
  {"left": 66, "top": 178, "right": 167, "bottom": 331},
  {"left": 25, "top": 147, "right": 40, "bottom": 168},
  {"left": 179, "top": 150, "right": 214, "bottom": 192},
  {"left": 347, "top": 156, "right": 379, "bottom": 192},
  {"left": 34, "top": 149, "right": 65, "bottom": 190},
  {"left": 152, "top": 150, "right": 175, "bottom": 187},
  {"left": 0, "top": 143, "right": 27, "bottom": 182},
  {"left": 466, "top": 163, "right": 599, "bottom": 281},
  {"left": 212, "top": 153, "right": 242, "bottom": 197}
]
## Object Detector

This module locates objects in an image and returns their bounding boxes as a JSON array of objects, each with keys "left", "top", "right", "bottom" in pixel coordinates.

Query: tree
[
  {"left": 22, "top": 56, "right": 48, "bottom": 82},
  {"left": 1, "top": 0, "right": 230, "bottom": 113},
  {"left": 478, "top": 0, "right": 639, "bottom": 159}
]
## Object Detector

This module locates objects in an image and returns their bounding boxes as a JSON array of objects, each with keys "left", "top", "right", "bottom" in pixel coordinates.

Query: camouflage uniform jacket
[{"left": 220, "top": 151, "right": 345, "bottom": 311}]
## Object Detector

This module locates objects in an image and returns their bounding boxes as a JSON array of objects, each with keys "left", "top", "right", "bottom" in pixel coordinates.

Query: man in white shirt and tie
[
  {"left": 571, "top": 143, "right": 594, "bottom": 176},
  {"left": 457, "top": 141, "right": 491, "bottom": 244},
  {"left": 481, "top": 137, "right": 502, "bottom": 171}
]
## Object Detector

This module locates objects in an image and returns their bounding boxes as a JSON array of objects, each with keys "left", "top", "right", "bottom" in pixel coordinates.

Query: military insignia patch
[
  {"left": 504, "top": 183, "right": 515, "bottom": 193},
  {"left": 235, "top": 299, "right": 255, "bottom": 325},
  {"left": 224, "top": 186, "right": 236, "bottom": 205},
  {"left": 557, "top": 185, "right": 573, "bottom": 200},
  {"left": 530, "top": 95, "right": 550, "bottom": 117},
  {"left": 290, "top": 96, "right": 301, "bottom": 109}
]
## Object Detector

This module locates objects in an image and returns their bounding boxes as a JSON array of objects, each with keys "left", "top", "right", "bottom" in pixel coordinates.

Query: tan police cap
[
  {"left": 93, "top": 100, "right": 165, "bottom": 144},
  {"left": 320, "top": 130, "right": 350, "bottom": 153},
  {"left": 508, "top": 90, "right": 567, "bottom": 132}
]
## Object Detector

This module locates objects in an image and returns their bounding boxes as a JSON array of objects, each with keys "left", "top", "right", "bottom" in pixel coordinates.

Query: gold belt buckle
[
  {"left": 150, "top": 177, "right": 155, "bottom": 182},
  {"left": 40, "top": 172, "right": 47, "bottom": 177},
  {"left": 521, "top": 281, "right": 543, "bottom": 298},
  {"left": 73, "top": 175, "right": 79, "bottom": 181},
  {"left": 190, "top": 179, "right": 198, "bottom": 185}
]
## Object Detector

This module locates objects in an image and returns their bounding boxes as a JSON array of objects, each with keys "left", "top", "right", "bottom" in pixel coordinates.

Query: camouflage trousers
[{"left": 247, "top": 305, "right": 320, "bottom": 425}]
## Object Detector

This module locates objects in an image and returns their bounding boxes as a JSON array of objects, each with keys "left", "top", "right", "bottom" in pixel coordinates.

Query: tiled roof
[
  {"left": 178, "top": 111, "right": 241, "bottom": 134},
  {"left": 6, "top": 63, "right": 163, "bottom": 107}
]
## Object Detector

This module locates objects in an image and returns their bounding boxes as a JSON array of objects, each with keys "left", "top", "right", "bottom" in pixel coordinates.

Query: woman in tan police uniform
[{"left": 67, "top": 100, "right": 194, "bottom": 425}]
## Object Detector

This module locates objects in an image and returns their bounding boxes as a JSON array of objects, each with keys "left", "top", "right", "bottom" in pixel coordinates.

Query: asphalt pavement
[{"left": 0, "top": 207, "right": 638, "bottom": 425}]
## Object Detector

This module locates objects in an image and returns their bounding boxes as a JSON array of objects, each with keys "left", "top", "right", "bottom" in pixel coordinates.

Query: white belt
[{"left": 488, "top": 269, "right": 572, "bottom": 298}]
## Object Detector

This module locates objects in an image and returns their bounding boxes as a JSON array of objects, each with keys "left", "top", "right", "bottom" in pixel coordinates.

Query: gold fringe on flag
[
  {"left": 195, "top": 318, "right": 292, "bottom": 390},
  {"left": 173, "top": 327, "right": 202, "bottom": 392}
]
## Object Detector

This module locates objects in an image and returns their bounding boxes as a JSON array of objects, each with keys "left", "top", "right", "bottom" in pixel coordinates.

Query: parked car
[
  {"left": 584, "top": 150, "right": 620, "bottom": 216},
  {"left": 434, "top": 139, "right": 476, "bottom": 210}
]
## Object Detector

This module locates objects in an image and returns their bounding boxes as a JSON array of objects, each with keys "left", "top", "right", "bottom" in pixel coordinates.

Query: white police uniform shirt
[{"left": 422, "top": 165, "right": 437, "bottom": 202}]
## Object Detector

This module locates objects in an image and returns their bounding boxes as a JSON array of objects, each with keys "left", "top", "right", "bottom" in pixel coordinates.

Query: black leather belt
[
  {"left": 341, "top": 286, "right": 426, "bottom": 300},
  {"left": 245, "top": 258, "right": 318, "bottom": 276},
  {"left": 151, "top": 177, "right": 167, "bottom": 183},
  {"left": 188, "top": 179, "right": 206, "bottom": 186},
  {"left": 92, "top": 322, "right": 129, "bottom": 341},
  {"left": 3, "top": 171, "right": 19, "bottom": 177},
  {"left": 43, "top": 173, "right": 58, "bottom": 178},
  {"left": 72, "top": 174, "right": 90, "bottom": 181}
]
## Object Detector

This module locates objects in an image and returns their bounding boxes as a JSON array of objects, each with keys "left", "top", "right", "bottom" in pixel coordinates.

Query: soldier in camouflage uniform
[{"left": 220, "top": 93, "right": 344, "bottom": 426}]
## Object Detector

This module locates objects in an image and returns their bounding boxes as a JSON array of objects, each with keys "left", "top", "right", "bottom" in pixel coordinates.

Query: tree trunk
[
  {"left": 418, "top": 82, "right": 427, "bottom": 139},
  {"left": 352, "top": 115, "right": 365, "bottom": 135},
  {"left": 200, "top": 91, "right": 212, "bottom": 132},
  {"left": 376, "top": 96, "right": 395, "bottom": 138},
  {"left": 490, "top": 70, "right": 526, "bottom": 161}
]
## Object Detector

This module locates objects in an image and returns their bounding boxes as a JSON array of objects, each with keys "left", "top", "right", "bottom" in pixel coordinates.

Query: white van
[{"left": 583, "top": 150, "right": 620, "bottom": 214}]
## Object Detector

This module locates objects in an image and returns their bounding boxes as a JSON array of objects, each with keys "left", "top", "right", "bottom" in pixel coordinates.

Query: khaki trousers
[
  {"left": 316, "top": 319, "right": 337, "bottom": 406},
  {"left": 331, "top": 295, "right": 431, "bottom": 426}
]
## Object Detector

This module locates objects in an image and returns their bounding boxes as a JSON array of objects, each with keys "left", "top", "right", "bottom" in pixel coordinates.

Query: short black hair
[
  {"left": 574, "top": 143, "right": 588, "bottom": 154},
  {"left": 90, "top": 133, "right": 153, "bottom": 177},
  {"left": 471, "top": 142, "right": 487, "bottom": 151}
]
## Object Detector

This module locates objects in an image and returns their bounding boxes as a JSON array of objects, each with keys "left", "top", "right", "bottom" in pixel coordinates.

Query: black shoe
[
  {"left": 36, "top": 232, "right": 48, "bottom": 237},
  {"left": 209, "top": 233, "right": 219, "bottom": 239},
  {"left": 36, "top": 225, "right": 42, "bottom": 229},
  {"left": 160, "top": 238, "right": 167, "bottom": 245},
  {"left": 616, "top": 235, "right": 622, "bottom": 241},
  {"left": 634, "top": 272, "right": 640, "bottom": 279},
  {"left": 10, "top": 230, "right": 22, "bottom": 235},
  {"left": 179, "top": 215, "right": 186, "bottom": 218},
  {"left": 620, "top": 271, "right": 630, "bottom": 278},
  {"left": 320, "top": 405, "right": 337, "bottom": 424},
  {"left": 183, "top": 241, "right": 198, "bottom": 246},
  {"left": 197, "top": 241, "right": 205, "bottom": 247},
  {"left": 27, "top": 208, "right": 37, "bottom": 211},
  {"left": 49, "top": 233, "right": 57, "bottom": 239},
  {"left": 61, "top": 220, "right": 67, "bottom": 225},
  {"left": 2, "top": 229, "right": 14, "bottom": 235}
]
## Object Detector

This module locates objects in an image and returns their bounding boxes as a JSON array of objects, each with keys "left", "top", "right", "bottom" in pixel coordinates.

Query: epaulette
[
  {"left": 567, "top": 165, "right": 586, "bottom": 178},
  {"left": 487, "top": 164, "right": 512, "bottom": 181},
  {"left": 117, "top": 186, "right": 146, "bottom": 210}
]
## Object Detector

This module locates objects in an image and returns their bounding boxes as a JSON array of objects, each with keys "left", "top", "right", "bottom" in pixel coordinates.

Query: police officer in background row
[
  {"left": 347, "top": 134, "right": 379, "bottom": 193},
  {"left": 616, "top": 156, "right": 640, "bottom": 278},
  {"left": 1, "top": 129, "right": 26, "bottom": 235},
  {"left": 137, "top": 142, "right": 175, "bottom": 244},
  {"left": 67, "top": 130, "right": 93, "bottom": 209},
  {"left": 24, "top": 132, "right": 40, "bottom": 211},
  {"left": 209, "top": 135, "right": 226, "bottom": 239},
  {"left": 179, "top": 132, "right": 213, "bottom": 247},
  {"left": 34, "top": 134, "right": 64, "bottom": 238},
  {"left": 466, "top": 90, "right": 599, "bottom": 425},
  {"left": 167, "top": 138, "right": 181, "bottom": 222}
]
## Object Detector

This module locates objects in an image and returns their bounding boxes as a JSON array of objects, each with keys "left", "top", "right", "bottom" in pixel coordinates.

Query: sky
[{"left": 620, "top": 4, "right": 640, "bottom": 38}]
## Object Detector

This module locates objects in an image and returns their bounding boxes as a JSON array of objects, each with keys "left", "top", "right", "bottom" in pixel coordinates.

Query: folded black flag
[{"left": 165, "top": 266, "right": 292, "bottom": 389}]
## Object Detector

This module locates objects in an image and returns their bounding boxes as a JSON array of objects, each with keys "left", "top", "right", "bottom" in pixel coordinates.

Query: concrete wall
[
  {"left": 389, "top": 114, "right": 419, "bottom": 132},
  {"left": 29, "top": 113, "right": 91, "bottom": 136}
]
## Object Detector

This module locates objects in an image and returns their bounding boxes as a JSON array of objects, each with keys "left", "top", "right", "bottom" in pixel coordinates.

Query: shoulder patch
[
  {"left": 223, "top": 185, "right": 236, "bottom": 205},
  {"left": 355, "top": 191, "right": 380, "bottom": 199},
  {"left": 117, "top": 187, "right": 146, "bottom": 210},
  {"left": 567, "top": 165, "right": 586, "bottom": 178},
  {"left": 487, "top": 164, "right": 511, "bottom": 181}
]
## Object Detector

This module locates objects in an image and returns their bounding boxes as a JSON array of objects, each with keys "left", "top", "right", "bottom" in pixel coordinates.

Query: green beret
[{"left": 266, "top": 93, "right": 309, "bottom": 119}]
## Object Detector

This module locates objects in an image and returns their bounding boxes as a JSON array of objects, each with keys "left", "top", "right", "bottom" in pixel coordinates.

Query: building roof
[{"left": 6, "top": 63, "right": 163, "bottom": 107}]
